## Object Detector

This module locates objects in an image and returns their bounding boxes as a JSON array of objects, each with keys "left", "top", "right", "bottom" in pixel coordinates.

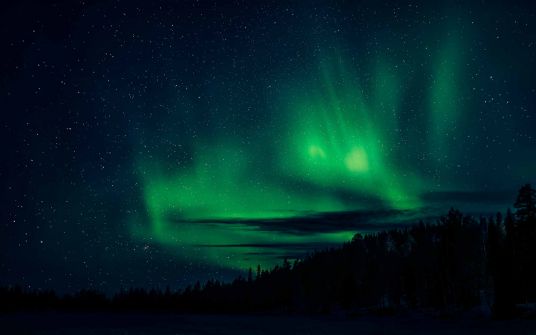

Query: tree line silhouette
[{"left": 2, "top": 184, "right": 536, "bottom": 318}]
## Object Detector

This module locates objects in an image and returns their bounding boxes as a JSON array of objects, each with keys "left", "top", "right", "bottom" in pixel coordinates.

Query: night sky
[{"left": 1, "top": 0, "right": 535, "bottom": 293}]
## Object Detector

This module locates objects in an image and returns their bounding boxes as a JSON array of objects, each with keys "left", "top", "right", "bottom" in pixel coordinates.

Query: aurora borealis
[
  {"left": 1, "top": 0, "right": 536, "bottom": 292},
  {"left": 132, "top": 52, "right": 425, "bottom": 269}
]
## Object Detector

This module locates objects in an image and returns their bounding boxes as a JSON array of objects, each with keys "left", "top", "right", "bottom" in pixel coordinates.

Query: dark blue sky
[{"left": 1, "top": 0, "right": 535, "bottom": 293}]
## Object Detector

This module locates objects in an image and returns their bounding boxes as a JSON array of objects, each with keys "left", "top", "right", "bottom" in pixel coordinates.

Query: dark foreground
[{"left": 2, "top": 313, "right": 536, "bottom": 335}]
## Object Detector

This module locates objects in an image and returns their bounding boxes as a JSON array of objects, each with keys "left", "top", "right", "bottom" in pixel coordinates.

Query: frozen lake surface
[{"left": 2, "top": 313, "right": 536, "bottom": 334}]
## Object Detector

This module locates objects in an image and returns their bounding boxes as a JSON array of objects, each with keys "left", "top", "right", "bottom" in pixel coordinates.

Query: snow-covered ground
[{"left": 2, "top": 313, "right": 536, "bottom": 334}]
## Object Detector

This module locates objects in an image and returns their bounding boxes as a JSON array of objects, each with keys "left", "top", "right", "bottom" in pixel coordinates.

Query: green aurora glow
[
  {"left": 131, "top": 30, "right": 466, "bottom": 270},
  {"left": 4, "top": 0, "right": 536, "bottom": 294}
]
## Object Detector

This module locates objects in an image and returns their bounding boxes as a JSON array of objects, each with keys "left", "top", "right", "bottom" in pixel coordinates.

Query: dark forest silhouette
[{"left": 2, "top": 184, "right": 536, "bottom": 318}]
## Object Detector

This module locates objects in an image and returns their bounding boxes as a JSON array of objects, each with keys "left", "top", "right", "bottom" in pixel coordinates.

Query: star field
[{"left": 1, "top": 0, "right": 535, "bottom": 293}]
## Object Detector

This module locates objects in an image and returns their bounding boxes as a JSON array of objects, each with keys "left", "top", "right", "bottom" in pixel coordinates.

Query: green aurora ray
[{"left": 130, "top": 32, "right": 465, "bottom": 270}]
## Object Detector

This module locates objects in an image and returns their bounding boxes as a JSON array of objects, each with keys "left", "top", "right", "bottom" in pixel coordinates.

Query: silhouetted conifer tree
[{"left": 514, "top": 184, "right": 536, "bottom": 222}]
